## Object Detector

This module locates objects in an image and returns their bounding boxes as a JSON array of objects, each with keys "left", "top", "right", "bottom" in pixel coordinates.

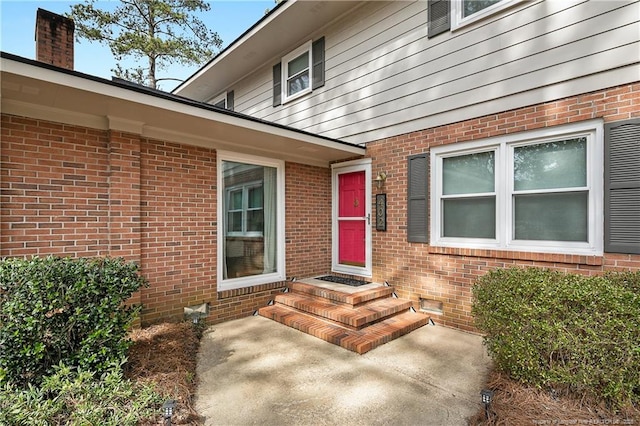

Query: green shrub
[
  {"left": 472, "top": 267, "right": 640, "bottom": 408},
  {"left": 0, "top": 363, "right": 162, "bottom": 426},
  {"left": 0, "top": 256, "right": 148, "bottom": 387}
]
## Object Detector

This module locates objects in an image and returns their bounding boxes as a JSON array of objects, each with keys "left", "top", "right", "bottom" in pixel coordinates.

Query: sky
[{"left": 0, "top": 0, "right": 274, "bottom": 91}]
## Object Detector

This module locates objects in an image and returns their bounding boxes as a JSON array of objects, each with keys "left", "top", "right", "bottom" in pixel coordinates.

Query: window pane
[
  {"left": 463, "top": 0, "right": 501, "bottom": 17},
  {"left": 222, "top": 160, "right": 278, "bottom": 280},
  {"left": 228, "top": 211, "right": 242, "bottom": 233},
  {"left": 247, "top": 209, "right": 264, "bottom": 232},
  {"left": 443, "top": 197, "right": 496, "bottom": 238},
  {"left": 248, "top": 186, "right": 263, "bottom": 209},
  {"left": 288, "top": 52, "right": 309, "bottom": 77},
  {"left": 514, "top": 192, "right": 588, "bottom": 241},
  {"left": 287, "top": 72, "right": 309, "bottom": 96},
  {"left": 443, "top": 151, "right": 495, "bottom": 195},
  {"left": 230, "top": 190, "right": 243, "bottom": 210},
  {"left": 514, "top": 138, "right": 586, "bottom": 191}
]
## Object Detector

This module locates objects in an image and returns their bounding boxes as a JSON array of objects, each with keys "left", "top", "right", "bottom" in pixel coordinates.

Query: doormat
[{"left": 316, "top": 275, "right": 369, "bottom": 287}]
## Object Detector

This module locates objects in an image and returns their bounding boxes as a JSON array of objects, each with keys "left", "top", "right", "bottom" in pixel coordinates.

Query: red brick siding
[
  {"left": 138, "top": 140, "right": 217, "bottom": 324},
  {"left": 1, "top": 115, "right": 110, "bottom": 257},
  {"left": 285, "top": 162, "right": 332, "bottom": 278},
  {"left": 1, "top": 115, "right": 333, "bottom": 326},
  {"left": 368, "top": 82, "right": 640, "bottom": 331}
]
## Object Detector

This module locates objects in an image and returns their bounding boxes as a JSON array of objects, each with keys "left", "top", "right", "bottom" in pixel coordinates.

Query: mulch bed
[
  {"left": 125, "top": 322, "right": 204, "bottom": 425},
  {"left": 469, "top": 369, "right": 640, "bottom": 425}
]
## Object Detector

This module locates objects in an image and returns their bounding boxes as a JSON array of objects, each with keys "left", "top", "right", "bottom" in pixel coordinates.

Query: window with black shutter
[
  {"left": 428, "top": 0, "right": 450, "bottom": 38},
  {"left": 273, "top": 37, "right": 325, "bottom": 106},
  {"left": 227, "top": 90, "right": 234, "bottom": 111},
  {"left": 407, "top": 153, "right": 429, "bottom": 243},
  {"left": 272, "top": 62, "right": 282, "bottom": 107},
  {"left": 605, "top": 119, "right": 640, "bottom": 254}
]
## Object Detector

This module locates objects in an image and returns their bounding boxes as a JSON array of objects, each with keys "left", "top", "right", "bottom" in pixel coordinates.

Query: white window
[
  {"left": 282, "top": 41, "right": 312, "bottom": 103},
  {"left": 226, "top": 182, "right": 263, "bottom": 237},
  {"left": 210, "top": 92, "right": 227, "bottom": 109},
  {"left": 217, "top": 151, "right": 286, "bottom": 291},
  {"left": 451, "top": 0, "right": 522, "bottom": 30},
  {"left": 430, "top": 120, "right": 604, "bottom": 255}
]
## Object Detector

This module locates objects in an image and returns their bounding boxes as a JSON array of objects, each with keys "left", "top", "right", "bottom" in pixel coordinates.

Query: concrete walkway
[{"left": 195, "top": 316, "right": 492, "bottom": 426}]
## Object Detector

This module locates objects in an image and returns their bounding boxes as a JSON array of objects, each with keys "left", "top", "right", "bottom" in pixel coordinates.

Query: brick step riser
[
  {"left": 274, "top": 293, "right": 413, "bottom": 330},
  {"left": 259, "top": 305, "right": 429, "bottom": 354}
]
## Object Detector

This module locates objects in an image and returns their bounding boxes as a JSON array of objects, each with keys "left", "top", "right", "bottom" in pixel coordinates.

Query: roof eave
[{"left": 1, "top": 52, "right": 365, "bottom": 168}]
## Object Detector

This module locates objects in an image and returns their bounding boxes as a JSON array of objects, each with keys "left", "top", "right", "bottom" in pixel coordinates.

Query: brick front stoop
[{"left": 258, "top": 280, "right": 430, "bottom": 354}]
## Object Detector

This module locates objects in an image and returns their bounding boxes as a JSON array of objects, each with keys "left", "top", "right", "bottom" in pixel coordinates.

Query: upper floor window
[
  {"left": 461, "top": 0, "right": 501, "bottom": 18},
  {"left": 428, "top": 0, "right": 523, "bottom": 36},
  {"left": 209, "top": 91, "right": 234, "bottom": 111},
  {"left": 451, "top": 0, "right": 522, "bottom": 29},
  {"left": 273, "top": 37, "right": 325, "bottom": 106},
  {"left": 430, "top": 120, "right": 604, "bottom": 255},
  {"left": 282, "top": 42, "right": 312, "bottom": 103}
]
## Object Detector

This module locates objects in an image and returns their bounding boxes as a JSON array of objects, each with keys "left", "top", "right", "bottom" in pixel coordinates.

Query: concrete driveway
[{"left": 195, "top": 316, "right": 492, "bottom": 425}]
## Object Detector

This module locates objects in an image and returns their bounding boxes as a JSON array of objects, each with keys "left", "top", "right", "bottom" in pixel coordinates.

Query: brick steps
[
  {"left": 275, "top": 291, "right": 413, "bottom": 329},
  {"left": 258, "top": 280, "right": 429, "bottom": 354}
]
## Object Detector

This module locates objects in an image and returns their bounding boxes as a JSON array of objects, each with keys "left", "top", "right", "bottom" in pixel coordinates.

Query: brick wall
[
  {"left": 285, "top": 162, "right": 332, "bottom": 278},
  {"left": 1, "top": 114, "right": 333, "bottom": 326},
  {"left": 368, "top": 82, "right": 640, "bottom": 332},
  {"left": 138, "top": 140, "right": 217, "bottom": 324},
  {"left": 1, "top": 115, "right": 110, "bottom": 257},
  {"left": 3, "top": 82, "right": 637, "bottom": 332}
]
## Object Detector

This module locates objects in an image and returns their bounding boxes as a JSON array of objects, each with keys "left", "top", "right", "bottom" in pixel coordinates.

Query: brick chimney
[{"left": 35, "top": 8, "right": 74, "bottom": 70}]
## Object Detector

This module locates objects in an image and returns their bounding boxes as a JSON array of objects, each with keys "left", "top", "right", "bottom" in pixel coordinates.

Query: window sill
[
  {"left": 427, "top": 245, "right": 604, "bottom": 266},
  {"left": 217, "top": 280, "right": 285, "bottom": 300},
  {"left": 282, "top": 88, "right": 311, "bottom": 105}
]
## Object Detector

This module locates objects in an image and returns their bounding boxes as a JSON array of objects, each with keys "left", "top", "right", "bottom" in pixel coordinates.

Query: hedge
[
  {"left": 472, "top": 267, "right": 640, "bottom": 408},
  {"left": 0, "top": 256, "right": 147, "bottom": 387}
]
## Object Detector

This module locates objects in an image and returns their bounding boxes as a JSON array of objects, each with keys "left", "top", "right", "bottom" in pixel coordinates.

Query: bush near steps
[{"left": 472, "top": 267, "right": 640, "bottom": 410}]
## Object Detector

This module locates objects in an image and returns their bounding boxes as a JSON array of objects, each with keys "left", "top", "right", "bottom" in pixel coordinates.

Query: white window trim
[
  {"left": 209, "top": 91, "right": 227, "bottom": 109},
  {"left": 451, "top": 0, "right": 523, "bottom": 31},
  {"left": 217, "top": 151, "right": 286, "bottom": 291},
  {"left": 281, "top": 41, "right": 312, "bottom": 104},
  {"left": 430, "top": 120, "right": 604, "bottom": 256}
]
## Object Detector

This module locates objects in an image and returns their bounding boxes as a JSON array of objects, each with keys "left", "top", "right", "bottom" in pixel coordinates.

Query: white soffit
[
  {"left": 0, "top": 55, "right": 364, "bottom": 168},
  {"left": 173, "top": 0, "right": 364, "bottom": 101}
]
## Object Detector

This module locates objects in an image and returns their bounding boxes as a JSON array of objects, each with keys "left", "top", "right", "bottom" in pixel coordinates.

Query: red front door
[{"left": 338, "top": 171, "right": 366, "bottom": 267}]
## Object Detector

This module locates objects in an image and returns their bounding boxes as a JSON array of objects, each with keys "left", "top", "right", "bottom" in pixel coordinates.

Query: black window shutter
[
  {"left": 428, "top": 0, "right": 450, "bottom": 38},
  {"left": 312, "top": 37, "right": 325, "bottom": 90},
  {"left": 605, "top": 119, "right": 640, "bottom": 254},
  {"left": 227, "top": 90, "right": 234, "bottom": 111},
  {"left": 272, "top": 63, "right": 282, "bottom": 107},
  {"left": 407, "top": 153, "right": 429, "bottom": 243}
]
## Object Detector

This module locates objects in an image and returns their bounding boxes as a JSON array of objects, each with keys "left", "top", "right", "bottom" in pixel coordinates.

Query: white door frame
[{"left": 331, "top": 158, "right": 372, "bottom": 278}]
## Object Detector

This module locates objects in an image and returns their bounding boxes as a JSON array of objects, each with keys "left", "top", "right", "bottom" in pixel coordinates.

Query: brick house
[{"left": 2, "top": 2, "right": 639, "bottom": 338}]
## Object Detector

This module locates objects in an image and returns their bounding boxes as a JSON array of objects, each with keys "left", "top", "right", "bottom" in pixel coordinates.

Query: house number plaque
[{"left": 376, "top": 193, "right": 386, "bottom": 231}]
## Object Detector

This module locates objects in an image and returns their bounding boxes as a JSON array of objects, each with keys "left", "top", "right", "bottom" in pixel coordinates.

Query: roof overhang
[
  {"left": 173, "top": 0, "right": 364, "bottom": 101},
  {"left": 0, "top": 53, "right": 364, "bottom": 168}
]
